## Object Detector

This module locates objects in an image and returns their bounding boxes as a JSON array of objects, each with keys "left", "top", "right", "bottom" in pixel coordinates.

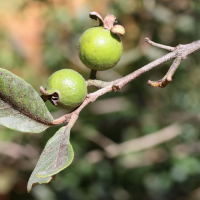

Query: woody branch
[{"left": 53, "top": 38, "right": 200, "bottom": 126}]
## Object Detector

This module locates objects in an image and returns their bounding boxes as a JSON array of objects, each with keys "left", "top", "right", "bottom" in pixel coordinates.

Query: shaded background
[{"left": 1, "top": 0, "right": 200, "bottom": 199}]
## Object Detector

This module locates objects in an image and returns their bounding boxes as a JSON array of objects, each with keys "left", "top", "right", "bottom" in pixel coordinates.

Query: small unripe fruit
[
  {"left": 77, "top": 26, "right": 122, "bottom": 71},
  {"left": 40, "top": 69, "right": 87, "bottom": 110},
  {"left": 77, "top": 12, "right": 125, "bottom": 72}
]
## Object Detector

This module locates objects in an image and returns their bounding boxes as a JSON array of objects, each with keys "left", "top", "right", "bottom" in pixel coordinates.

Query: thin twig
[
  {"left": 113, "top": 51, "right": 176, "bottom": 90},
  {"left": 148, "top": 57, "right": 182, "bottom": 88},
  {"left": 86, "top": 79, "right": 111, "bottom": 88},
  {"left": 145, "top": 37, "right": 176, "bottom": 51}
]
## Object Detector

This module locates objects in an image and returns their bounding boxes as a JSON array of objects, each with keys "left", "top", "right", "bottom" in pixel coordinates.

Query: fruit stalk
[{"left": 89, "top": 69, "right": 97, "bottom": 79}]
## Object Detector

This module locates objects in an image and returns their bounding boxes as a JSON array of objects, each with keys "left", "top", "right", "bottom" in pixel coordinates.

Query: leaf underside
[
  {"left": 0, "top": 68, "right": 54, "bottom": 133},
  {"left": 27, "top": 125, "right": 74, "bottom": 192}
]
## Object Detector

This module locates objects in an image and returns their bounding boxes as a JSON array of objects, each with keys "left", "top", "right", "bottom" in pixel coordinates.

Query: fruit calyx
[
  {"left": 89, "top": 11, "right": 125, "bottom": 36},
  {"left": 40, "top": 86, "right": 60, "bottom": 106}
]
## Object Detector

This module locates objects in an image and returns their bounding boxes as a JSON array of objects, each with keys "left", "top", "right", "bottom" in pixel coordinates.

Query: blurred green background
[{"left": 1, "top": 0, "right": 200, "bottom": 199}]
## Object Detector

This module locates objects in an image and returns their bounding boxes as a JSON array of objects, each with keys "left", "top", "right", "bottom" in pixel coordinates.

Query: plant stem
[{"left": 89, "top": 69, "right": 97, "bottom": 79}]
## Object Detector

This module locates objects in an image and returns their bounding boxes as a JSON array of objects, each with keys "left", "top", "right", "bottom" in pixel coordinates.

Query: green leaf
[
  {"left": 27, "top": 124, "right": 74, "bottom": 192},
  {"left": 0, "top": 68, "right": 54, "bottom": 133}
]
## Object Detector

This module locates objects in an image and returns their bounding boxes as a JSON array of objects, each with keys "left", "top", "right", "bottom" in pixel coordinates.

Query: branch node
[
  {"left": 148, "top": 57, "right": 181, "bottom": 88},
  {"left": 167, "top": 77, "right": 172, "bottom": 82},
  {"left": 112, "top": 85, "right": 120, "bottom": 92},
  {"left": 87, "top": 94, "right": 97, "bottom": 103},
  {"left": 183, "top": 56, "right": 187, "bottom": 59},
  {"left": 148, "top": 80, "right": 164, "bottom": 88}
]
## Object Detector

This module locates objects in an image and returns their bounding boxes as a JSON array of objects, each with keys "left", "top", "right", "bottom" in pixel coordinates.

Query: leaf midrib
[{"left": 0, "top": 93, "right": 54, "bottom": 126}]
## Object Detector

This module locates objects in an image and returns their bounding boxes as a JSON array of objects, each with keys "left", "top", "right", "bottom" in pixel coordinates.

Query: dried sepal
[
  {"left": 89, "top": 11, "right": 125, "bottom": 35},
  {"left": 103, "top": 14, "right": 117, "bottom": 30},
  {"left": 40, "top": 86, "right": 49, "bottom": 97},
  {"left": 89, "top": 11, "right": 104, "bottom": 26},
  {"left": 40, "top": 86, "right": 60, "bottom": 106},
  {"left": 111, "top": 25, "right": 125, "bottom": 36}
]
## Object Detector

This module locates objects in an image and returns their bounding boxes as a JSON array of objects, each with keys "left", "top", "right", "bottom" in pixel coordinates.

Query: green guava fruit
[
  {"left": 77, "top": 26, "right": 123, "bottom": 71},
  {"left": 40, "top": 69, "right": 87, "bottom": 110}
]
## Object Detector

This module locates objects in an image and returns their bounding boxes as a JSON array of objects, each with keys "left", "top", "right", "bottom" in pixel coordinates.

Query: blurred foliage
[{"left": 1, "top": 0, "right": 200, "bottom": 200}]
